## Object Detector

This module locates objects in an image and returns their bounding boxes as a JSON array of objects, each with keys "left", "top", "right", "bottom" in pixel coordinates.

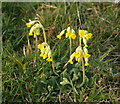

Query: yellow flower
[
  {"left": 39, "top": 44, "right": 46, "bottom": 57},
  {"left": 84, "top": 54, "right": 91, "bottom": 66},
  {"left": 42, "top": 54, "right": 47, "bottom": 58},
  {"left": 36, "top": 32, "right": 40, "bottom": 35},
  {"left": 71, "top": 34, "right": 76, "bottom": 39},
  {"left": 68, "top": 60, "right": 73, "bottom": 64},
  {"left": 84, "top": 45, "right": 88, "bottom": 47},
  {"left": 57, "top": 35, "right": 61, "bottom": 39},
  {"left": 85, "top": 33, "right": 92, "bottom": 40},
  {"left": 85, "top": 62, "right": 89, "bottom": 66},
  {"left": 74, "top": 52, "right": 82, "bottom": 58},
  {"left": 40, "top": 54, "right": 44, "bottom": 57},
  {"left": 29, "top": 25, "right": 36, "bottom": 36},
  {"left": 76, "top": 58, "right": 78, "bottom": 61},
  {"left": 46, "top": 58, "right": 52, "bottom": 61},
  {"left": 84, "top": 54, "right": 91, "bottom": 58},
  {"left": 66, "top": 27, "right": 72, "bottom": 38},
  {"left": 40, "top": 54, "right": 47, "bottom": 58},
  {"left": 57, "top": 29, "right": 65, "bottom": 39},
  {"left": 35, "top": 29, "right": 41, "bottom": 35},
  {"left": 43, "top": 46, "right": 50, "bottom": 57},
  {"left": 38, "top": 44, "right": 44, "bottom": 50},
  {"left": 65, "top": 28, "right": 76, "bottom": 39},
  {"left": 28, "top": 23, "right": 43, "bottom": 38},
  {"left": 71, "top": 29, "right": 76, "bottom": 39},
  {"left": 38, "top": 42, "right": 53, "bottom": 62},
  {"left": 26, "top": 20, "right": 37, "bottom": 27},
  {"left": 74, "top": 52, "right": 83, "bottom": 62},
  {"left": 79, "top": 30, "right": 87, "bottom": 37},
  {"left": 65, "top": 32, "right": 71, "bottom": 38},
  {"left": 58, "top": 27, "right": 76, "bottom": 39},
  {"left": 26, "top": 23, "right": 31, "bottom": 27},
  {"left": 66, "top": 32, "right": 76, "bottom": 39},
  {"left": 29, "top": 32, "right": 33, "bottom": 36},
  {"left": 83, "top": 37, "right": 88, "bottom": 47}
]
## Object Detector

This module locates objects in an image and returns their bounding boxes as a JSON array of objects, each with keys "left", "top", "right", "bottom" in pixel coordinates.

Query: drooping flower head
[
  {"left": 83, "top": 47, "right": 91, "bottom": 66},
  {"left": 79, "top": 30, "right": 92, "bottom": 47},
  {"left": 68, "top": 46, "right": 83, "bottom": 64},
  {"left": 57, "top": 29, "right": 66, "bottom": 39},
  {"left": 26, "top": 20, "right": 43, "bottom": 38},
  {"left": 65, "top": 27, "right": 76, "bottom": 39},
  {"left": 29, "top": 23, "right": 42, "bottom": 38},
  {"left": 38, "top": 42, "right": 52, "bottom": 62},
  {"left": 68, "top": 46, "right": 91, "bottom": 66},
  {"left": 26, "top": 20, "right": 37, "bottom": 27},
  {"left": 57, "top": 27, "right": 76, "bottom": 39},
  {"left": 79, "top": 30, "right": 88, "bottom": 38}
]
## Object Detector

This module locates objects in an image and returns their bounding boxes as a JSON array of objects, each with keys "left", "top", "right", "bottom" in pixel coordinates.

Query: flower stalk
[
  {"left": 57, "top": 27, "right": 76, "bottom": 57},
  {"left": 66, "top": 29, "right": 92, "bottom": 87},
  {"left": 69, "top": 37, "right": 72, "bottom": 55},
  {"left": 26, "top": 19, "right": 57, "bottom": 74}
]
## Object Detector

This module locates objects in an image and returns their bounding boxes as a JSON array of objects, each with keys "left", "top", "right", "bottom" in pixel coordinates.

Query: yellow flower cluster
[
  {"left": 38, "top": 42, "right": 52, "bottom": 62},
  {"left": 66, "top": 29, "right": 92, "bottom": 66},
  {"left": 68, "top": 46, "right": 91, "bottom": 66},
  {"left": 57, "top": 27, "right": 76, "bottom": 39},
  {"left": 79, "top": 30, "right": 92, "bottom": 47},
  {"left": 26, "top": 20, "right": 43, "bottom": 38},
  {"left": 26, "top": 19, "right": 54, "bottom": 66}
]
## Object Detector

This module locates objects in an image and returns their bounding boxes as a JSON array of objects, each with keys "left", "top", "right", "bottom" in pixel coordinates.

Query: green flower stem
[
  {"left": 78, "top": 37, "right": 85, "bottom": 88},
  {"left": 33, "top": 36, "right": 38, "bottom": 66},
  {"left": 80, "top": 57, "right": 85, "bottom": 87},
  {"left": 79, "top": 37, "right": 82, "bottom": 47},
  {"left": 38, "top": 21, "right": 47, "bottom": 43},
  {"left": 52, "top": 59, "right": 59, "bottom": 76},
  {"left": 35, "top": 36, "right": 38, "bottom": 54},
  {"left": 41, "top": 27, "right": 47, "bottom": 43},
  {"left": 40, "top": 23, "right": 57, "bottom": 75},
  {"left": 70, "top": 37, "right": 72, "bottom": 55}
]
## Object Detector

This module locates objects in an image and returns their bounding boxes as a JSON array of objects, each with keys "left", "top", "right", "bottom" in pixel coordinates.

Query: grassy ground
[{"left": 2, "top": 2, "right": 120, "bottom": 103}]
